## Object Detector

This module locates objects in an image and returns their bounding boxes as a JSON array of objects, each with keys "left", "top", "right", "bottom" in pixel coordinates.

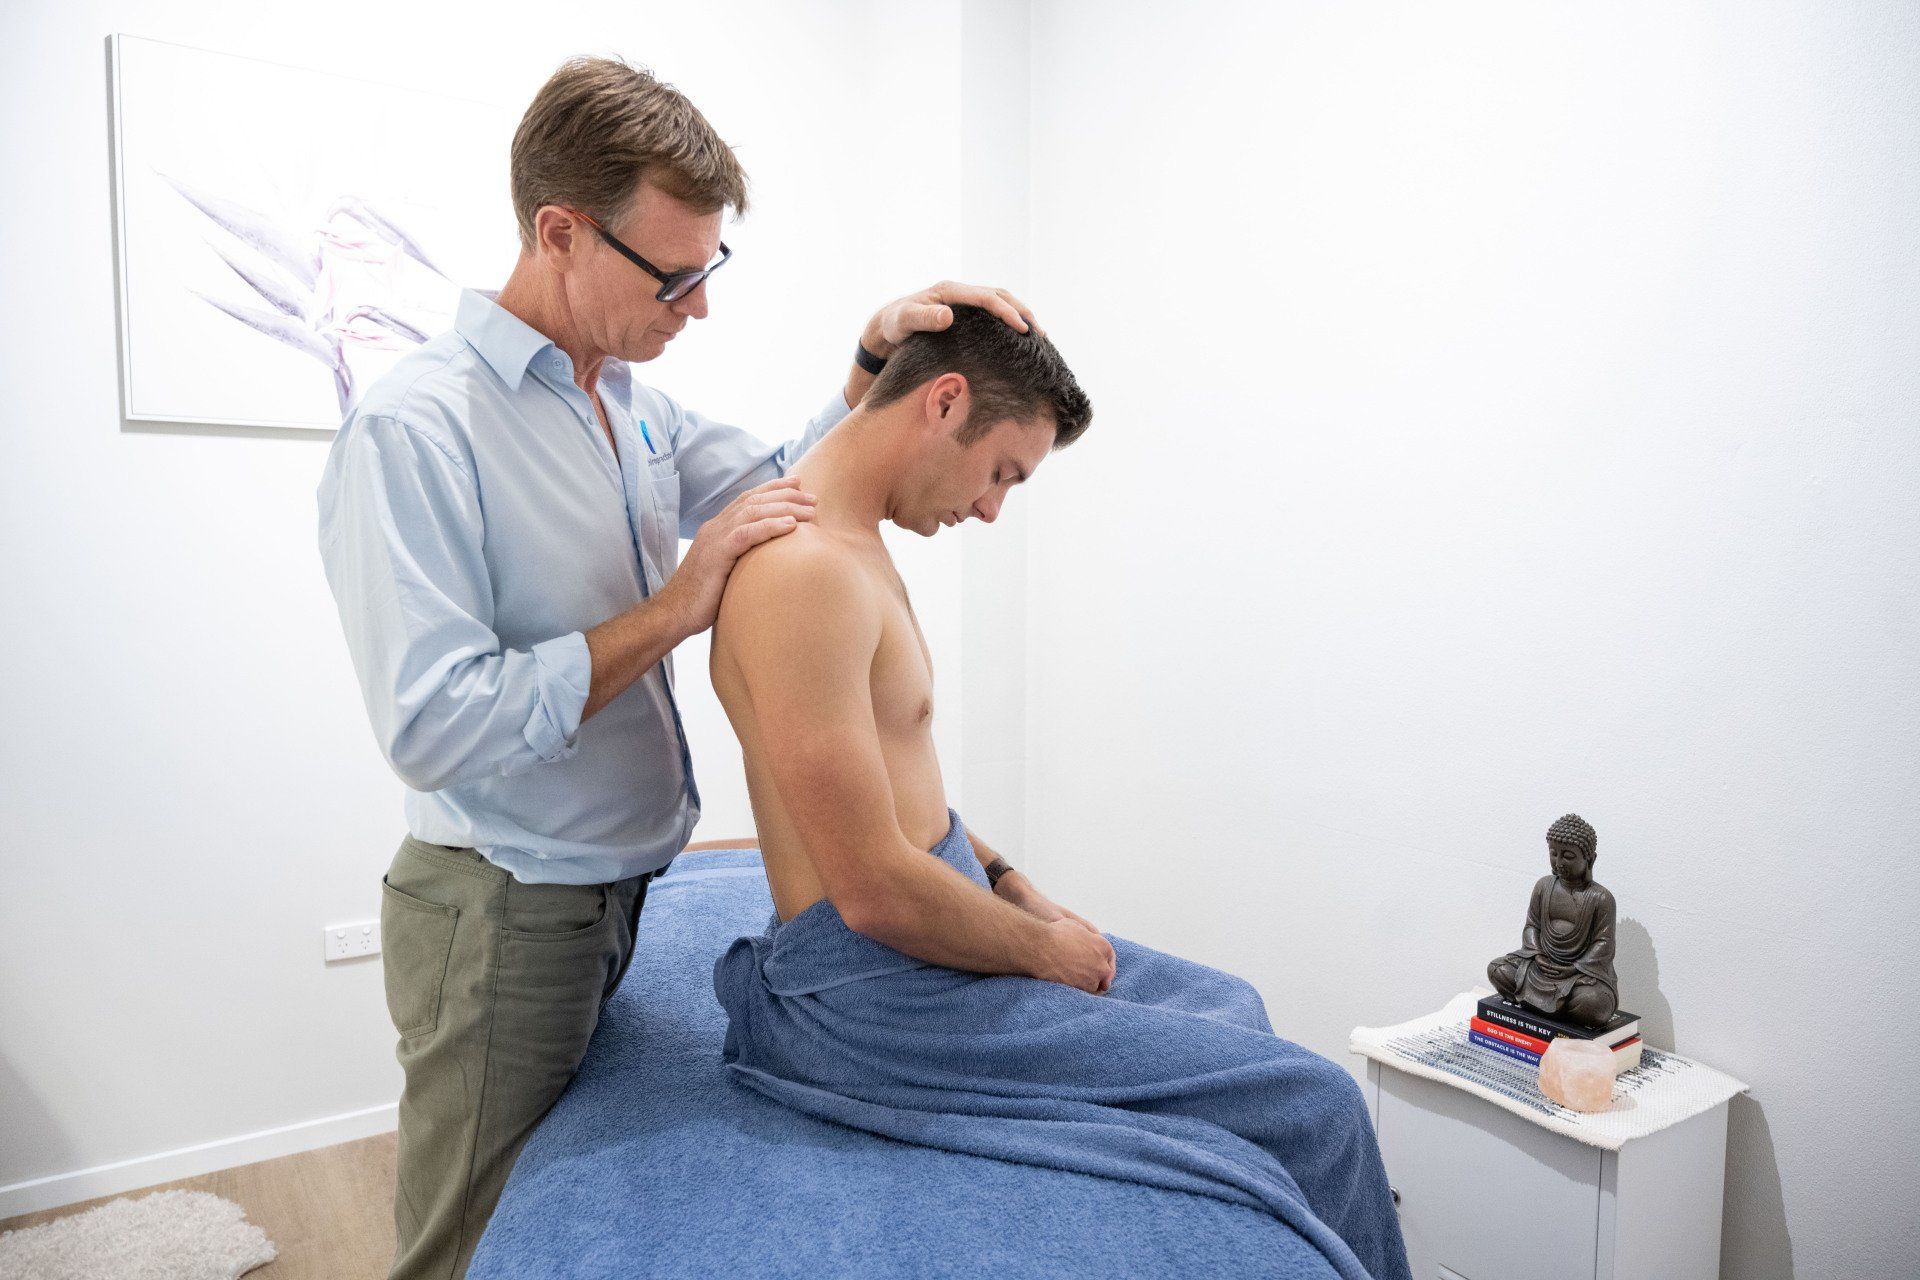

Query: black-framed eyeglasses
[{"left": 568, "top": 207, "right": 731, "bottom": 302}]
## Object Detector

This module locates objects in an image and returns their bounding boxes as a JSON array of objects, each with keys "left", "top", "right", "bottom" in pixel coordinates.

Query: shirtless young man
[
  {"left": 709, "top": 305, "right": 1113, "bottom": 994},
  {"left": 708, "top": 312, "right": 1414, "bottom": 1278}
]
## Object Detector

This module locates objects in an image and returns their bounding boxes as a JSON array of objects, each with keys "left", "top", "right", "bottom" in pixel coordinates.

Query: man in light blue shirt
[
  {"left": 316, "top": 56, "right": 1040, "bottom": 1280},
  {"left": 318, "top": 284, "right": 841, "bottom": 886}
]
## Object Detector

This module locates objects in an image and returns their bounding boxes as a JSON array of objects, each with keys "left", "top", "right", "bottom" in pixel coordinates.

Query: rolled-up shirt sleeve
[
  {"left": 662, "top": 388, "right": 852, "bottom": 535},
  {"left": 317, "top": 412, "right": 592, "bottom": 793}
]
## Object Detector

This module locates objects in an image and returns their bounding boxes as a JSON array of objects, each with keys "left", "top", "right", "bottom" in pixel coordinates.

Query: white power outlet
[{"left": 323, "top": 919, "right": 381, "bottom": 962}]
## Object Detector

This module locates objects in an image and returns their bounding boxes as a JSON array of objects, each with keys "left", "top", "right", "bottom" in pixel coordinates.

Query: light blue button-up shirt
[{"left": 317, "top": 288, "right": 848, "bottom": 884}]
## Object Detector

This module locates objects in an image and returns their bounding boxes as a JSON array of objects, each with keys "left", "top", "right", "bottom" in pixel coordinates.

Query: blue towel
[{"left": 713, "top": 810, "right": 1413, "bottom": 1280}]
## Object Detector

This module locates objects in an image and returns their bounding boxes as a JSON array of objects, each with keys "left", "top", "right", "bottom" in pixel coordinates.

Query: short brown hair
[
  {"left": 510, "top": 56, "right": 749, "bottom": 250},
  {"left": 866, "top": 305, "right": 1092, "bottom": 448}
]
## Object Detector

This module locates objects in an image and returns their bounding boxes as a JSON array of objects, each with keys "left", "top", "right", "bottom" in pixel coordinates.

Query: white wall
[
  {"left": 955, "top": 0, "right": 1034, "bottom": 853},
  {"left": 0, "top": 0, "right": 970, "bottom": 1214},
  {"left": 1021, "top": 4, "right": 1918, "bottom": 1278}
]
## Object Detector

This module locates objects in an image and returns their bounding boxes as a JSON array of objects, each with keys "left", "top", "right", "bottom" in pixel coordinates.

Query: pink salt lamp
[{"left": 1538, "top": 1036, "right": 1617, "bottom": 1112}]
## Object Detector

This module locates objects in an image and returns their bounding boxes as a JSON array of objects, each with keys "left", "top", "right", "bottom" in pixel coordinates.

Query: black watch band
[
  {"left": 984, "top": 856, "right": 1013, "bottom": 889},
  {"left": 854, "top": 342, "right": 888, "bottom": 376}
]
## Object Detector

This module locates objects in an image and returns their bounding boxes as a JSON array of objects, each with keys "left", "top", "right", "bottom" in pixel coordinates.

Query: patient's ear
[{"left": 921, "top": 373, "right": 971, "bottom": 434}]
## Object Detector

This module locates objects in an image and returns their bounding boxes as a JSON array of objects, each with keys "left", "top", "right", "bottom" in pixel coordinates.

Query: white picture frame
[{"left": 107, "top": 33, "right": 518, "bottom": 432}]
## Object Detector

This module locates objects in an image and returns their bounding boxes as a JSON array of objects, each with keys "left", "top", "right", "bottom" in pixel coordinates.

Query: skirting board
[{"left": 0, "top": 1102, "right": 397, "bottom": 1219}]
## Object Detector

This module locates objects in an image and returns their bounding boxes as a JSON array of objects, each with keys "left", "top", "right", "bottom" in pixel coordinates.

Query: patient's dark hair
[{"left": 864, "top": 304, "right": 1091, "bottom": 448}]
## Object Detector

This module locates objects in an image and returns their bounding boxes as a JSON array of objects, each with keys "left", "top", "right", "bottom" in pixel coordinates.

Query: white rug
[{"left": 0, "top": 1190, "right": 277, "bottom": 1280}]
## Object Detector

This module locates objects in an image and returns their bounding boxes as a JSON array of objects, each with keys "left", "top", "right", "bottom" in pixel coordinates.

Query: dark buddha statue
[{"left": 1487, "top": 814, "right": 1619, "bottom": 1029}]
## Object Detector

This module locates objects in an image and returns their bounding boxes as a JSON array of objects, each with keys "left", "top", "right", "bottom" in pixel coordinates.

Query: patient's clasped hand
[{"left": 708, "top": 307, "right": 1413, "bottom": 1280}]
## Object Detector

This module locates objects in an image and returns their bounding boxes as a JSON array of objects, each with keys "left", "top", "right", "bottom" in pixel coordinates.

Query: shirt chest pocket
[{"left": 644, "top": 452, "right": 683, "bottom": 564}]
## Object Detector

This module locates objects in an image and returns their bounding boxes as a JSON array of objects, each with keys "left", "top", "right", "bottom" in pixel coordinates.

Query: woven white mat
[
  {"left": 1349, "top": 987, "right": 1748, "bottom": 1151},
  {"left": 0, "top": 1190, "right": 276, "bottom": 1280}
]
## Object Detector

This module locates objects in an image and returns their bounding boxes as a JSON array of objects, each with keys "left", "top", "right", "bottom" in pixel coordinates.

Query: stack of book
[{"left": 1470, "top": 995, "right": 1644, "bottom": 1073}]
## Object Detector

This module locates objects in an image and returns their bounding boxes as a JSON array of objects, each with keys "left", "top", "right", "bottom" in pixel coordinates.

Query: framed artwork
[{"left": 108, "top": 34, "right": 517, "bottom": 431}]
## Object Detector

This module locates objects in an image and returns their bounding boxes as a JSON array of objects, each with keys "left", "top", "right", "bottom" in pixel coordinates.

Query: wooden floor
[{"left": 0, "top": 1131, "right": 398, "bottom": 1279}]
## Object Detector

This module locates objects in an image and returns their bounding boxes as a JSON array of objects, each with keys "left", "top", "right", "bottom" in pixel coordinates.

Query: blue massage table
[{"left": 466, "top": 844, "right": 1344, "bottom": 1279}]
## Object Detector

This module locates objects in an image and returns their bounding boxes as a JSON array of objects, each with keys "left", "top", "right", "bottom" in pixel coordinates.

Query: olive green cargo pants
[{"left": 378, "top": 834, "right": 652, "bottom": 1280}]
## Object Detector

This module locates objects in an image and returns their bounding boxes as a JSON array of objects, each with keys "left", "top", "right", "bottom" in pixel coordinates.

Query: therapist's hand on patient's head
[
  {"left": 861, "top": 281, "right": 1043, "bottom": 360},
  {"left": 659, "top": 477, "right": 817, "bottom": 638}
]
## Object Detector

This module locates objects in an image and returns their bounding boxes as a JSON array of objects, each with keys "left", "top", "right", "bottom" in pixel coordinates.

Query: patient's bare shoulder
[
  {"left": 714, "top": 525, "right": 879, "bottom": 661},
  {"left": 719, "top": 524, "right": 862, "bottom": 614}
]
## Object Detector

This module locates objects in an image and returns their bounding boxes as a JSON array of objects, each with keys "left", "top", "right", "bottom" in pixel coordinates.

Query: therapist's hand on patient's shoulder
[
  {"left": 860, "top": 280, "right": 1043, "bottom": 359},
  {"left": 1035, "top": 918, "right": 1117, "bottom": 996},
  {"left": 661, "top": 478, "right": 817, "bottom": 637}
]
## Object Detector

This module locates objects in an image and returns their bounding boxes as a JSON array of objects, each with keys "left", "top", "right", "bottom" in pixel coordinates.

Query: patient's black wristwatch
[{"left": 984, "top": 856, "right": 1013, "bottom": 889}]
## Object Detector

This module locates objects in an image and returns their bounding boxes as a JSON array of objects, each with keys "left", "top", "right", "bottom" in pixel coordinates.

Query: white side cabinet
[{"left": 1363, "top": 1058, "right": 1730, "bottom": 1280}]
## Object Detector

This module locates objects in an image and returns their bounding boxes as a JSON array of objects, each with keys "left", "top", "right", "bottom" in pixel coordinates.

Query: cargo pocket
[{"left": 380, "top": 875, "right": 459, "bottom": 1039}]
